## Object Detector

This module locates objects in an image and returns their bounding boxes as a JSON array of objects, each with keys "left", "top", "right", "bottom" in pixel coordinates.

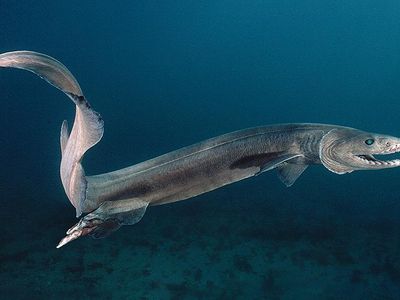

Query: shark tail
[{"left": 0, "top": 51, "right": 104, "bottom": 217}]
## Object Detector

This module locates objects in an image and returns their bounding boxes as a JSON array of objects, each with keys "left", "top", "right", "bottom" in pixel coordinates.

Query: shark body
[{"left": 1, "top": 51, "right": 399, "bottom": 248}]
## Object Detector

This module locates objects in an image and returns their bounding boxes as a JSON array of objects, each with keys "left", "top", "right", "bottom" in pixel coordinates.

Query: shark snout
[{"left": 377, "top": 137, "right": 400, "bottom": 154}]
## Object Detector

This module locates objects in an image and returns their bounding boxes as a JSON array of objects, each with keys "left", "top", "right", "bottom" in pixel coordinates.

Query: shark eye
[{"left": 365, "top": 139, "right": 375, "bottom": 145}]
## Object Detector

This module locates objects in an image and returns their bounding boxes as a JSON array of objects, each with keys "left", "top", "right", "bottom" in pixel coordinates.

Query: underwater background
[{"left": 1, "top": 1, "right": 400, "bottom": 299}]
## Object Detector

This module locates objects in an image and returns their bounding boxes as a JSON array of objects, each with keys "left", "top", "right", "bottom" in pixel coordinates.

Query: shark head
[{"left": 319, "top": 128, "right": 400, "bottom": 174}]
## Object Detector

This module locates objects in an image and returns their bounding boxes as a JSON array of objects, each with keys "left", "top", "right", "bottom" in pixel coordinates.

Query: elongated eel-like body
[
  {"left": 1, "top": 51, "right": 400, "bottom": 248},
  {"left": 85, "top": 124, "right": 329, "bottom": 208}
]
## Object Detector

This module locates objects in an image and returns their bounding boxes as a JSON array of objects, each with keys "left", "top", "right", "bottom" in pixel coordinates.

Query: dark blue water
[{"left": 1, "top": 1, "right": 400, "bottom": 299}]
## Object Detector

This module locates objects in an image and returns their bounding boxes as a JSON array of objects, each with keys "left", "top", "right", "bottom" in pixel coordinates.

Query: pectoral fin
[
  {"left": 255, "top": 154, "right": 303, "bottom": 176},
  {"left": 276, "top": 163, "right": 308, "bottom": 187}
]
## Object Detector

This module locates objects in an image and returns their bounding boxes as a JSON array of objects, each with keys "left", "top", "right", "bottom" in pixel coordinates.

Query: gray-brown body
[
  {"left": 2, "top": 51, "right": 400, "bottom": 248},
  {"left": 86, "top": 124, "right": 330, "bottom": 208}
]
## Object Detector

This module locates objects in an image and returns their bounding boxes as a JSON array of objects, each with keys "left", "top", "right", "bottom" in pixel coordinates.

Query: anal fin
[{"left": 276, "top": 163, "right": 308, "bottom": 187}]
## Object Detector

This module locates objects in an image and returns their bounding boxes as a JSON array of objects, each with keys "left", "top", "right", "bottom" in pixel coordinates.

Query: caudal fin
[{"left": 0, "top": 51, "right": 104, "bottom": 216}]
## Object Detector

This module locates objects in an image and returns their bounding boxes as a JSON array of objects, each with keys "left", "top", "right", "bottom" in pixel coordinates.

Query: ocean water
[{"left": 1, "top": 1, "right": 400, "bottom": 299}]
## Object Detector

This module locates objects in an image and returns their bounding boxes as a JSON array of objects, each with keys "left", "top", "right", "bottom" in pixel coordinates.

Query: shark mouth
[{"left": 356, "top": 154, "right": 400, "bottom": 166}]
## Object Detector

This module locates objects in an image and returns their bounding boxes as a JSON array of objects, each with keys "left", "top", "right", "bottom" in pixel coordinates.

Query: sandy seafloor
[{"left": 0, "top": 168, "right": 399, "bottom": 300}]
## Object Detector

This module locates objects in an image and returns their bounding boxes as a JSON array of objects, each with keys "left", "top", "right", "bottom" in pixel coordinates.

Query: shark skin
[{"left": 1, "top": 51, "right": 400, "bottom": 248}]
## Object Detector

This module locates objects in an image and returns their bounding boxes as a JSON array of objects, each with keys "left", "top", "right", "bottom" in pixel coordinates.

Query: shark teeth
[
  {"left": 356, "top": 154, "right": 400, "bottom": 166},
  {"left": 356, "top": 142, "right": 400, "bottom": 167},
  {"left": 384, "top": 145, "right": 400, "bottom": 154}
]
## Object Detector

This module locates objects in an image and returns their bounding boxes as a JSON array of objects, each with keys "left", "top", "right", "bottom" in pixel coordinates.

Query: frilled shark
[{"left": 1, "top": 51, "right": 400, "bottom": 248}]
